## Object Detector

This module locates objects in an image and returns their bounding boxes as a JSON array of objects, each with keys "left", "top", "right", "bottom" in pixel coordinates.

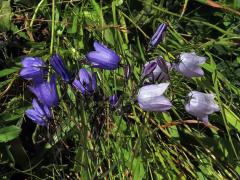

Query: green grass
[{"left": 0, "top": 0, "right": 240, "bottom": 179}]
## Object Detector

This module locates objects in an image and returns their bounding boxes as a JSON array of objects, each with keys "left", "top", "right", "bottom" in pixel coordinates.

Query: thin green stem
[
  {"left": 50, "top": 0, "right": 55, "bottom": 55},
  {"left": 30, "top": 0, "right": 45, "bottom": 28}
]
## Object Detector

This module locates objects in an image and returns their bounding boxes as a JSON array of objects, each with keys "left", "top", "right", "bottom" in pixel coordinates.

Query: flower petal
[
  {"left": 138, "top": 83, "right": 170, "bottom": 99},
  {"left": 86, "top": 51, "right": 119, "bottom": 70},
  {"left": 50, "top": 54, "right": 71, "bottom": 82},
  {"left": 25, "top": 109, "right": 47, "bottom": 126},
  {"left": 138, "top": 95, "right": 172, "bottom": 111},
  {"left": 22, "top": 57, "right": 45, "bottom": 68}
]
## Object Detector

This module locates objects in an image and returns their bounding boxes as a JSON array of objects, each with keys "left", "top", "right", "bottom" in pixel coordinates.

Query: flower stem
[{"left": 50, "top": 0, "right": 55, "bottom": 55}]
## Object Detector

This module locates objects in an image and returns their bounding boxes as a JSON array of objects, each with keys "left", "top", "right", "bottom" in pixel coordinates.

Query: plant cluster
[{"left": 21, "top": 24, "right": 219, "bottom": 127}]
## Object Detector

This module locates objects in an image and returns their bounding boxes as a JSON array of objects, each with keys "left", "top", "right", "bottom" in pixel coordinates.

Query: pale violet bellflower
[
  {"left": 185, "top": 91, "right": 220, "bottom": 123},
  {"left": 142, "top": 57, "right": 171, "bottom": 82},
  {"left": 173, "top": 52, "right": 206, "bottom": 78},
  {"left": 137, "top": 83, "right": 172, "bottom": 112}
]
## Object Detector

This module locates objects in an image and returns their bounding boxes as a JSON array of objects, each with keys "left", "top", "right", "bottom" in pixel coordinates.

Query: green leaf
[
  {"left": 0, "top": 107, "right": 25, "bottom": 123},
  {"left": 0, "top": 67, "right": 20, "bottom": 78},
  {"left": 0, "top": 126, "right": 21, "bottom": 143},
  {"left": 223, "top": 105, "right": 240, "bottom": 132},
  {"left": 132, "top": 157, "right": 145, "bottom": 180},
  {"left": 0, "top": 0, "right": 11, "bottom": 31},
  {"left": 67, "top": 7, "right": 79, "bottom": 34},
  {"left": 114, "top": 0, "right": 123, "bottom": 6}
]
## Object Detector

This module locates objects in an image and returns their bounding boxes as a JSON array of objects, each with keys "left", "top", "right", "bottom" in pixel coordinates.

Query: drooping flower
[
  {"left": 86, "top": 41, "right": 120, "bottom": 70},
  {"left": 149, "top": 23, "right": 167, "bottom": 48},
  {"left": 25, "top": 99, "right": 52, "bottom": 126},
  {"left": 29, "top": 75, "right": 59, "bottom": 107},
  {"left": 72, "top": 68, "right": 97, "bottom": 95},
  {"left": 142, "top": 57, "right": 170, "bottom": 82},
  {"left": 109, "top": 94, "right": 119, "bottom": 108},
  {"left": 137, "top": 83, "right": 172, "bottom": 111},
  {"left": 50, "top": 54, "right": 71, "bottom": 82},
  {"left": 185, "top": 91, "right": 220, "bottom": 123},
  {"left": 20, "top": 57, "right": 47, "bottom": 82},
  {"left": 173, "top": 52, "right": 206, "bottom": 78}
]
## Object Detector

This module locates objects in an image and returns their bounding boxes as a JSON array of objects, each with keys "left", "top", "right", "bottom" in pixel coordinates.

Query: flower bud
[{"left": 50, "top": 54, "right": 71, "bottom": 82}]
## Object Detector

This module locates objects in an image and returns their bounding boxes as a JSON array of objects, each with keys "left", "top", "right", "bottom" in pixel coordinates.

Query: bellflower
[
  {"left": 50, "top": 54, "right": 71, "bottom": 82},
  {"left": 185, "top": 91, "right": 220, "bottom": 123},
  {"left": 20, "top": 57, "right": 47, "bottom": 82},
  {"left": 72, "top": 68, "right": 97, "bottom": 95},
  {"left": 142, "top": 57, "right": 170, "bottom": 82},
  {"left": 25, "top": 99, "right": 52, "bottom": 126},
  {"left": 173, "top": 52, "right": 206, "bottom": 78},
  {"left": 137, "top": 83, "right": 172, "bottom": 112},
  {"left": 149, "top": 23, "right": 167, "bottom": 48},
  {"left": 86, "top": 41, "right": 120, "bottom": 70},
  {"left": 29, "top": 75, "right": 59, "bottom": 107},
  {"left": 109, "top": 94, "right": 119, "bottom": 108}
]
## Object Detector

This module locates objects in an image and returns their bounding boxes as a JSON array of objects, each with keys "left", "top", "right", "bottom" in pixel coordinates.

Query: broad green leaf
[
  {"left": 0, "top": 126, "right": 21, "bottom": 143},
  {"left": 223, "top": 105, "right": 240, "bottom": 132},
  {"left": 132, "top": 157, "right": 145, "bottom": 180},
  {"left": 0, "top": 67, "right": 19, "bottom": 78}
]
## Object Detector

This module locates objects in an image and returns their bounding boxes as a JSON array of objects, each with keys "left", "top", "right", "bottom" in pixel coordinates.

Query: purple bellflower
[
  {"left": 50, "top": 54, "right": 71, "bottom": 82},
  {"left": 86, "top": 41, "right": 120, "bottom": 70},
  {"left": 149, "top": 23, "right": 167, "bottom": 48},
  {"left": 20, "top": 57, "right": 47, "bottom": 82},
  {"left": 25, "top": 99, "right": 52, "bottom": 126},
  {"left": 72, "top": 68, "right": 97, "bottom": 95},
  {"left": 29, "top": 75, "right": 59, "bottom": 107},
  {"left": 137, "top": 83, "right": 172, "bottom": 112},
  {"left": 173, "top": 52, "right": 206, "bottom": 78},
  {"left": 109, "top": 94, "right": 119, "bottom": 108},
  {"left": 142, "top": 57, "right": 171, "bottom": 82},
  {"left": 185, "top": 91, "right": 220, "bottom": 123}
]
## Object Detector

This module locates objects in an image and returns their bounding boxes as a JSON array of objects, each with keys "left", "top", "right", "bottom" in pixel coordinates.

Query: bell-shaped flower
[
  {"left": 142, "top": 57, "right": 170, "bottom": 82},
  {"left": 109, "top": 94, "right": 119, "bottom": 108},
  {"left": 50, "top": 54, "right": 72, "bottom": 82},
  {"left": 149, "top": 23, "right": 167, "bottom": 48},
  {"left": 29, "top": 75, "right": 59, "bottom": 107},
  {"left": 20, "top": 57, "right": 47, "bottom": 82},
  {"left": 173, "top": 52, "right": 206, "bottom": 78},
  {"left": 185, "top": 91, "right": 220, "bottom": 123},
  {"left": 86, "top": 41, "right": 120, "bottom": 70},
  {"left": 72, "top": 68, "right": 97, "bottom": 95},
  {"left": 25, "top": 99, "right": 52, "bottom": 126},
  {"left": 137, "top": 83, "right": 172, "bottom": 111}
]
